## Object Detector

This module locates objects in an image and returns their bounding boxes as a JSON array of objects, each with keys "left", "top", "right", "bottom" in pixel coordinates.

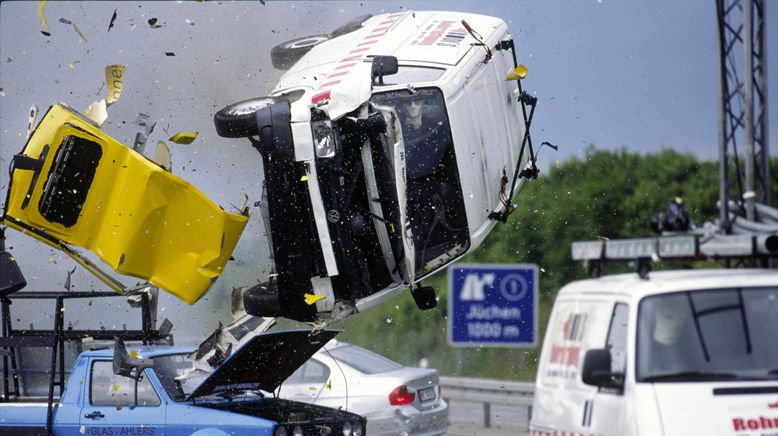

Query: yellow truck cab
[{"left": 2, "top": 103, "right": 248, "bottom": 303}]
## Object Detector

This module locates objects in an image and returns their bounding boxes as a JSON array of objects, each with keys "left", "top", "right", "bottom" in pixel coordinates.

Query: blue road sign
[{"left": 448, "top": 264, "right": 538, "bottom": 347}]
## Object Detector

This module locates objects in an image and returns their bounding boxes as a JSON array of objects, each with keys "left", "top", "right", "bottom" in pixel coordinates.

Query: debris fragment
[
  {"left": 300, "top": 175, "right": 309, "bottom": 182},
  {"left": 0, "top": 88, "right": 5, "bottom": 97},
  {"left": 37, "top": 1, "right": 49, "bottom": 34},
  {"left": 72, "top": 22, "right": 88, "bottom": 43},
  {"left": 68, "top": 61, "right": 80, "bottom": 69},
  {"left": 154, "top": 141, "right": 172, "bottom": 172},
  {"left": 108, "top": 9, "right": 117, "bottom": 32},
  {"left": 185, "top": 19, "right": 194, "bottom": 26},
  {"left": 59, "top": 18, "right": 72, "bottom": 25},
  {"left": 304, "top": 293, "right": 325, "bottom": 305},
  {"left": 168, "top": 131, "right": 198, "bottom": 144},
  {"left": 105, "top": 64, "right": 126, "bottom": 105},
  {"left": 85, "top": 99, "right": 108, "bottom": 126},
  {"left": 165, "top": 52, "right": 175, "bottom": 57},
  {"left": 27, "top": 105, "right": 39, "bottom": 140},
  {"left": 148, "top": 18, "right": 162, "bottom": 29},
  {"left": 506, "top": 64, "right": 528, "bottom": 81}
]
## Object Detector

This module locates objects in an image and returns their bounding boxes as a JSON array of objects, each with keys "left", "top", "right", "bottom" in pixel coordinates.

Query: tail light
[{"left": 389, "top": 385, "right": 415, "bottom": 405}]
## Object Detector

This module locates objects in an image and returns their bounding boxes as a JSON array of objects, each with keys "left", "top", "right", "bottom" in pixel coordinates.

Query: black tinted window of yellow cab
[{"left": 38, "top": 135, "right": 102, "bottom": 228}]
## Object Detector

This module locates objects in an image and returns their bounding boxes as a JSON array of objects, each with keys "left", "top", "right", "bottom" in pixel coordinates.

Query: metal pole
[
  {"left": 757, "top": 0, "right": 770, "bottom": 206},
  {"left": 744, "top": 0, "right": 756, "bottom": 220},
  {"left": 716, "top": 0, "right": 731, "bottom": 233}
]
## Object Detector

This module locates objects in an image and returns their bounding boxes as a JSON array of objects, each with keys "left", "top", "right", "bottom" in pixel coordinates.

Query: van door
[
  {"left": 531, "top": 298, "right": 626, "bottom": 434},
  {"left": 588, "top": 302, "right": 631, "bottom": 435}
]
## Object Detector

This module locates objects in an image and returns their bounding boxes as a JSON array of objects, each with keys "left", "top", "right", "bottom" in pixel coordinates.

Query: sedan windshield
[
  {"left": 153, "top": 353, "right": 208, "bottom": 401},
  {"left": 370, "top": 88, "right": 469, "bottom": 277},
  {"left": 637, "top": 287, "right": 778, "bottom": 382}
]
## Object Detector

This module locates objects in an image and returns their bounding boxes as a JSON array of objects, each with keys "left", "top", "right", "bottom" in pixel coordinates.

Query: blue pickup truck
[{"left": 0, "top": 329, "right": 366, "bottom": 435}]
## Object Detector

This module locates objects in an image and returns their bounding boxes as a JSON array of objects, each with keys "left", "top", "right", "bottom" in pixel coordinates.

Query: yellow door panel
[{"left": 3, "top": 103, "right": 248, "bottom": 304}]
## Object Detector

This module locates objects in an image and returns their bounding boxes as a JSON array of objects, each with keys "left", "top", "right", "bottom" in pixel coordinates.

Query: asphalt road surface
[{"left": 446, "top": 399, "right": 530, "bottom": 435}]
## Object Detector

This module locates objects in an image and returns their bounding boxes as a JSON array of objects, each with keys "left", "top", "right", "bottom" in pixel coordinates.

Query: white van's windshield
[
  {"left": 637, "top": 287, "right": 778, "bottom": 382},
  {"left": 370, "top": 88, "right": 469, "bottom": 277}
]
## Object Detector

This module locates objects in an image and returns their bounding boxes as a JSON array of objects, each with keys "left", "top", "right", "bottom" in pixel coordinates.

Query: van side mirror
[
  {"left": 581, "top": 348, "right": 624, "bottom": 391},
  {"left": 371, "top": 56, "right": 398, "bottom": 86}
]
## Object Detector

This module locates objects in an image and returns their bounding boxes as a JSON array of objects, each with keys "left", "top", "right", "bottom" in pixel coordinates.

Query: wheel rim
[{"left": 286, "top": 35, "right": 329, "bottom": 49}]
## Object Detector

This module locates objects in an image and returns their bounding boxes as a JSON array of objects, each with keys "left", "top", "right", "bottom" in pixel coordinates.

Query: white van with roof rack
[
  {"left": 213, "top": 11, "right": 543, "bottom": 323},
  {"left": 530, "top": 236, "right": 778, "bottom": 436}
]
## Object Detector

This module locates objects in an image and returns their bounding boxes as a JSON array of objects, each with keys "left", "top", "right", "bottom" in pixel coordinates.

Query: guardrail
[{"left": 439, "top": 376, "right": 534, "bottom": 428}]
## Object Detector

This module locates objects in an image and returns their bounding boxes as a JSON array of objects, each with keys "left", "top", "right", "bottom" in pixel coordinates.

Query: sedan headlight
[
  {"left": 292, "top": 426, "right": 303, "bottom": 436},
  {"left": 351, "top": 421, "right": 363, "bottom": 436},
  {"left": 342, "top": 421, "right": 352, "bottom": 436},
  {"left": 274, "top": 425, "right": 287, "bottom": 436}
]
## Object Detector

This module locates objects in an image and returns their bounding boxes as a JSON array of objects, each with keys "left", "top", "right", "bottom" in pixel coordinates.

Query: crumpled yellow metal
[{"left": 3, "top": 103, "right": 248, "bottom": 304}]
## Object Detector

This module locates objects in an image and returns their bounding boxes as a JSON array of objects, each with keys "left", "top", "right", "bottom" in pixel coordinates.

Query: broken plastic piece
[
  {"left": 27, "top": 105, "right": 39, "bottom": 140},
  {"left": 304, "top": 293, "right": 325, "bottom": 305},
  {"left": 105, "top": 64, "right": 126, "bottom": 105},
  {"left": 154, "top": 141, "right": 172, "bottom": 171},
  {"left": 169, "top": 131, "right": 198, "bottom": 144},
  {"left": 108, "top": 9, "right": 117, "bottom": 32},
  {"left": 37, "top": 1, "right": 49, "bottom": 33},
  {"left": 300, "top": 175, "right": 309, "bottom": 182},
  {"left": 84, "top": 99, "right": 108, "bottom": 126},
  {"left": 72, "top": 22, "right": 88, "bottom": 43},
  {"left": 506, "top": 64, "right": 528, "bottom": 81}
]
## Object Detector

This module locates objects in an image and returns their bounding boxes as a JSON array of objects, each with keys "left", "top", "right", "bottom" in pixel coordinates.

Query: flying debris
[
  {"left": 168, "top": 131, "right": 198, "bottom": 144},
  {"left": 108, "top": 9, "right": 117, "bottom": 32},
  {"left": 105, "top": 64, "right": 126, "bottom": 105},
  {"left": 37, "top": 0, "right": 49, "bottom": 35}
]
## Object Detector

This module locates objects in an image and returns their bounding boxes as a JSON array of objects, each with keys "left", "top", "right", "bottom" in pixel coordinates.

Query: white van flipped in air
[{"left": 531, "top": 267, "right": 778, "bottom": 436}]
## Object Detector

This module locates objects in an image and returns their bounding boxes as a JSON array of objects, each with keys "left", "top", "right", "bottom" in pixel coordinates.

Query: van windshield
[
  {"left": 636, "top": 287, "right": 778, "bottom": 382},
  {"left": 370, "top": 88, "right": 469, "bottom": 277}
]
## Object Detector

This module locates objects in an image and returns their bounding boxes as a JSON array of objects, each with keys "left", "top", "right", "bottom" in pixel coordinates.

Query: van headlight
[
  {"left": 312, "top": 120, "right": 336, "bottom": 158},
  {"left": 342, "top": 421, "right": 352, "bottom": 435},
  {"left": 292, "top": 426, "right": 303, "bottom": 436},
  {"left": 274, "top": 425, "right": 287, "bottom": 436},
  {"left": 351, "top": 421, "right": 363, "bottom": 436}
]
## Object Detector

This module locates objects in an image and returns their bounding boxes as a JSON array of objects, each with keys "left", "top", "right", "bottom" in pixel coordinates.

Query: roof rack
[
  {"left": 571, "top": 233, "right": 778, "bottom": 279},
  {"left": 0, "top": 290, "right": 172, "bottom": 435}
]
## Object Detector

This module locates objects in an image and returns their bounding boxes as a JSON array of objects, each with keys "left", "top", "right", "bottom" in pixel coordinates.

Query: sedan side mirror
[{"left": 581, "top": 348, "right": 624, "bottom": 391}]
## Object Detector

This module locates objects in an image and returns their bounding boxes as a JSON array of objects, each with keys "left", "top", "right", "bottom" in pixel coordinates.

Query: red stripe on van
[
  {"left": 348, "top": 47, "right": 371, "bottom": 55},
  {"left": 319, "top": 79, "right": 342, "bottom": 88},
  {"left": 334, "top": 62, "right": 357, "bottom": 71}
]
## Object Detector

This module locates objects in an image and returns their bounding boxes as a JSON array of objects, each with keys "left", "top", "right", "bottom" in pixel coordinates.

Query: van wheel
[
  {"left": 331, "top": 14, "right": 372, "bottom": 38},
  {"left": 214, "top": 97, "right": 279, "bottom": 138},
  {"left": 271, "top": 35, "right": 330, "bottom": 70},
  {"left": 411, "top": 285, "right": 437, "bottom": 310}
]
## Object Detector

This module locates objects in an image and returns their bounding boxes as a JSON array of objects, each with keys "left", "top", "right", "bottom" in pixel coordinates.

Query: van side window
[
  {"left": 90, "top": 361, "right": 161, "bottom": 407},
  {"left": 606, "top": 303, "right": 629, "bottom": 375}
]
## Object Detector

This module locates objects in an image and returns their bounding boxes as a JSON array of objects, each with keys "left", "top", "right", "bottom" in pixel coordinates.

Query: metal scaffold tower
[{"left": 716, "top": 0, "right": 770, "bottom": 230}]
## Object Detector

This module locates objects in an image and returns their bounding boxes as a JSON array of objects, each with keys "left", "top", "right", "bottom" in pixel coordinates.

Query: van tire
[
  {"left": 271, "top": 35, "right": 330, "bottom": 70},
  {"left": 411, "top": 285, "right": 437, "bottom": 310},
  {"left": 214, "top": 97, "right": 277, "bottom": 138}
]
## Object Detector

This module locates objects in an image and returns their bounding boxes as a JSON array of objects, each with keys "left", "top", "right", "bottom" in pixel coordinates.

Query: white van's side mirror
[{"left": 581, "top": 348, "right": 624, "bottom": 392}]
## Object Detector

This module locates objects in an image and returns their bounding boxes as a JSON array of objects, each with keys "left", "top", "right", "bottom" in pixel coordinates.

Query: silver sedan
[{"left": 278, "top": 340, "right": 448, "bottom": 435}]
